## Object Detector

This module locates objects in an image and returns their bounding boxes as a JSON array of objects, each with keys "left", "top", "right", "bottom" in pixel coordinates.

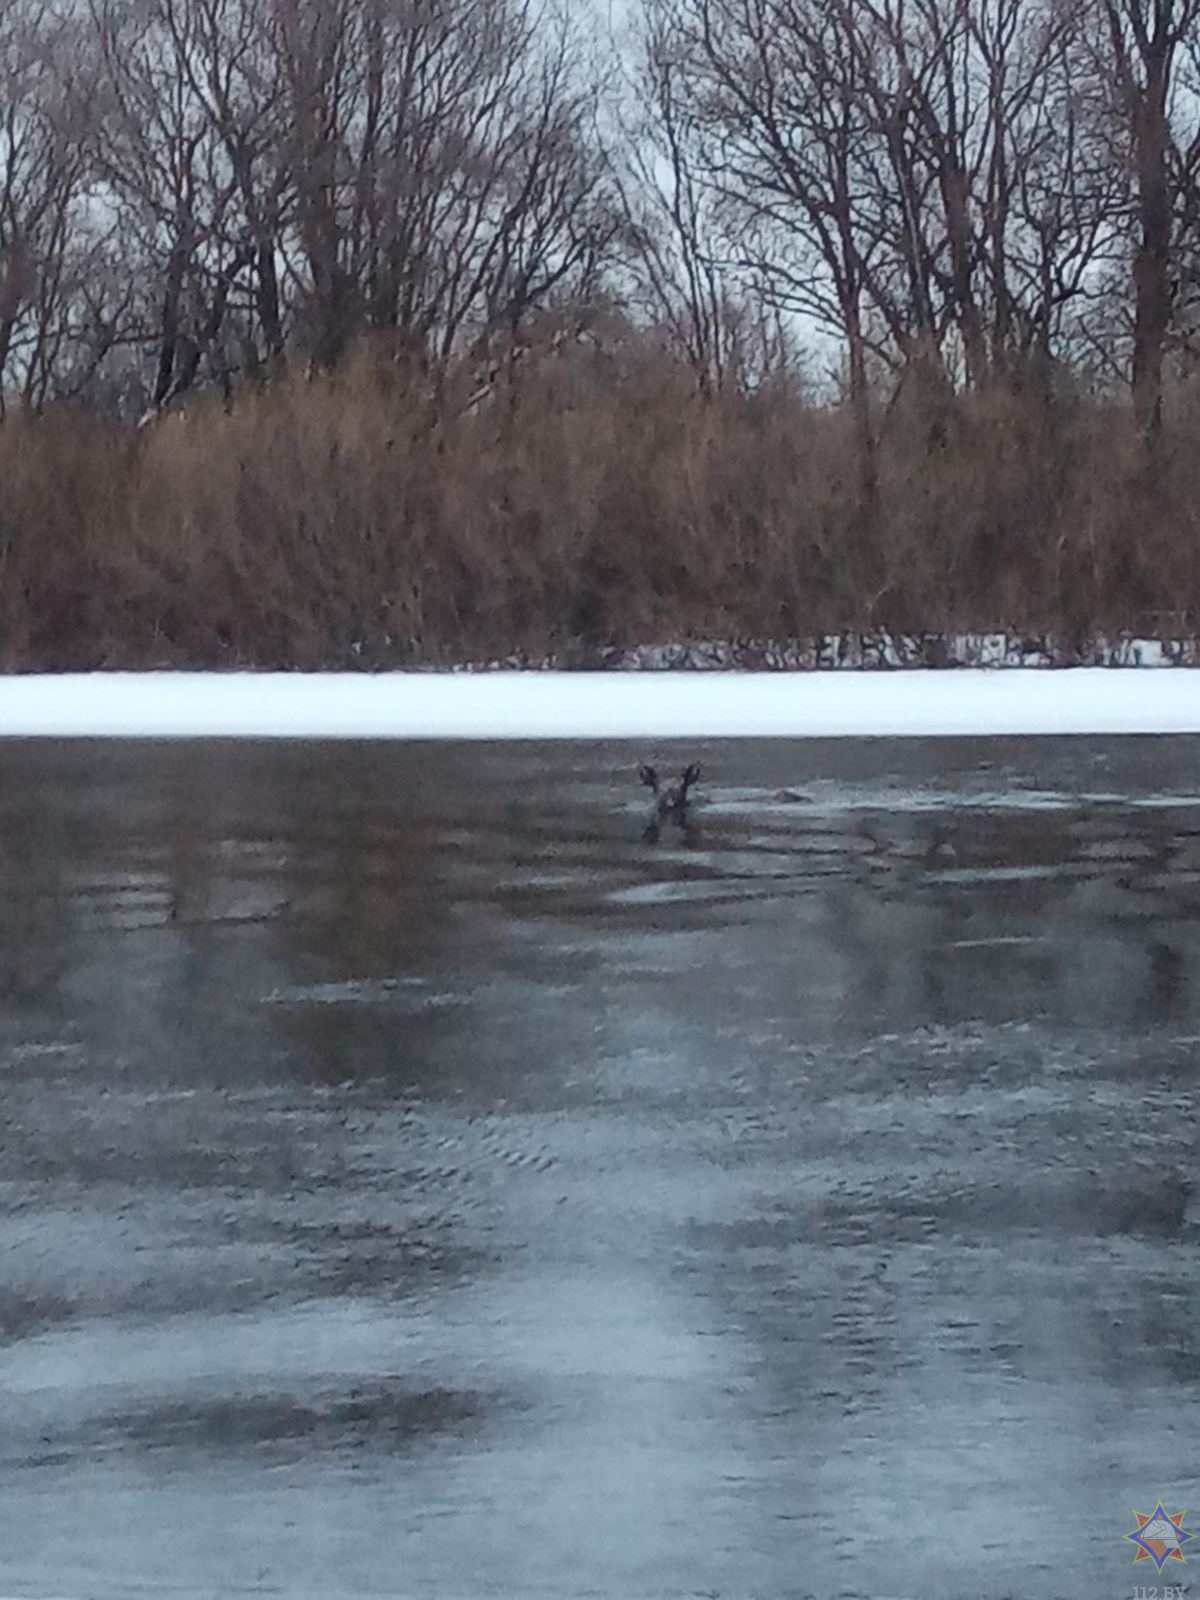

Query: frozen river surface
[{"left": 0, "top": 738, "right": 1197, "bottom": 1600}]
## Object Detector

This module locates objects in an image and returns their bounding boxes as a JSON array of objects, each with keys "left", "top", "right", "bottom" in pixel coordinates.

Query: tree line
[{"left": 4, "top": 0, "right": 1200, "bottom": 427}]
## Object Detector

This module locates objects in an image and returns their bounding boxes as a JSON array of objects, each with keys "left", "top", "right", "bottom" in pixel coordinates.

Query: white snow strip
[{"left": 0, "top": 669, "right": 1196, "bottom": 739}]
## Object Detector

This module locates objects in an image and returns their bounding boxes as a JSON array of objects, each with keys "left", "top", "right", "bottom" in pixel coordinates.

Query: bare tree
[
  {"left": 825, "top": 0, "right": 1109, "bottom": 389},
  {"left": 92, "top": 0, "right": 256, "bottom": 407},
  {"left": 269, "top": 0, "right": 616, "bottom": 373},
  {"left": 640, "top": 0, "right": 907, "bottom": 516},
  {"left": 1088, "top": 0, "right": 1200, "bottom": 431},
  {"left": 159, "top": 0, "right": 292, "bottom": 368},
  {"left": 637, "top": 0, "right": 1128, "bottom": 405},
  {"left": 0, "top": 0, "right": 120, "bottom": 411},
  {"left": 617, "top": 6, "right": 736, "bottom": 389}
]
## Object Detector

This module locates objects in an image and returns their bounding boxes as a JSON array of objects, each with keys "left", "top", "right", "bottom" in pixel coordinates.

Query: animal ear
[
  {"left": 681, "top": 763, "right": 701, "bottom": 788},
  {"left": 639, "top": 764, "right": 659, "bottom": 790}
]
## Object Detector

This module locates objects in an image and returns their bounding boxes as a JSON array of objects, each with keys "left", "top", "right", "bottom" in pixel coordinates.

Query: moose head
[{"left": 639, "top": 762, "right": 701, "bottom": 817}]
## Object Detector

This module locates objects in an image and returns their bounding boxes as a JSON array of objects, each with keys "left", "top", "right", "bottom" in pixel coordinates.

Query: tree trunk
[
  {"left": 153, "top": 243, "right": 188, "bottom": 407},
  {"left": 1131, "top": 54, "right": 1172, "bottom": 434},
  {"left": 256, "top": 243, "right": 284, "bottom": 363},
  {"left": 845, "top": 300, "right": 878, "bottom": 525}
]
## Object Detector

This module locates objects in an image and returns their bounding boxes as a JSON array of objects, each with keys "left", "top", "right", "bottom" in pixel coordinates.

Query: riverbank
[{"left": 6, "top": 356, "right": 1200, "bottom": 673}]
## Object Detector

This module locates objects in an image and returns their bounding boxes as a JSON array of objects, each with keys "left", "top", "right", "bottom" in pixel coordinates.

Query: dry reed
[{"left": 1, "top": 343, "right": 1197, "bottom": 670}]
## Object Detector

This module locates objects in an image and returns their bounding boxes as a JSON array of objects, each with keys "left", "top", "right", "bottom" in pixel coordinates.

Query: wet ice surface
[{"left": 0, "top": 739, "right": 1197, "bottom": 1600}]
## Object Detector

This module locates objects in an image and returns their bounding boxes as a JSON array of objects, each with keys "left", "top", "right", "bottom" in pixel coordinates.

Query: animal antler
[{"left": 638, "top": 764, "right": 660, "bottom": 792}]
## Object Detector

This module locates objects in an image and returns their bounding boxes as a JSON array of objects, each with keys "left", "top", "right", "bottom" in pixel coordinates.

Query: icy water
[{"left": 0, "top": 738, "right": 1197, "bottom": 1600}]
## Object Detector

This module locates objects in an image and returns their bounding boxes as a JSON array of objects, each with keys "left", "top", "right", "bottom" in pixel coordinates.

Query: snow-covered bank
[
  {"left": 506, "top": 632, "right": 1191, "bottom": 671},
  {"left": 0, "top": 669, "right": 1198, "bottom": 739}
]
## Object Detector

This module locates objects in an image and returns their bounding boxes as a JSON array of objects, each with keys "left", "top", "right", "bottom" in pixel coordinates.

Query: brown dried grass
[{"left": 1, "top": 343, "right": 1198, "bottom": 669}]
